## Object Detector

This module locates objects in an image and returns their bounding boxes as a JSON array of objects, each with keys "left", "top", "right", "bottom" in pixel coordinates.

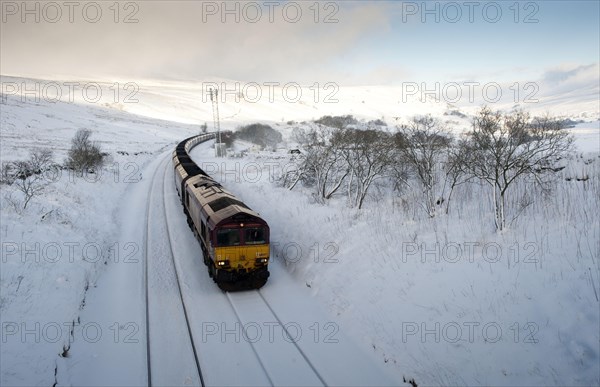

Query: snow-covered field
[
  {"left": 1, "top": 75, "right": 599, "bottom": 386},
  {"left": 0, "top": 84, "right": 200, "bottom": 385}
]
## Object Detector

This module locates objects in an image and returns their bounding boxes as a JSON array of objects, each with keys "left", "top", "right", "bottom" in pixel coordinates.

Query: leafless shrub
[
  {"left": 2, "top": 149, "right": 54, "bottom": 210},
  {"left": 456, "top": 107, "right": 573, "bottom": 231},
  {"left": 287, "top": 125, "right": 394, "bottom": 209},
  {"left": 314, "top": 115, "right": 358, "bottom": 129},
  {"left": 14, "top": 172, "right": 44, "bottom": 210},
  {"left": 29, "top": 149, "right": 54, "bottom": 174},
  {"left": 1, "top": 161, "right": 15, "bottom": 185},
  {"left": 286, "top": 126, "right": 349, "bottom": 201},
  {"left": 65, "top": 129, "right": 105, "bottom": 172},
  {"left": 397, "top": 115, "right": 452, "bottom": 217},
  {"left": 337, "top": 128, "right": 394, "bottom": 209},
  {"left": 234, "top": 123, "right": 282, "bottom": 148},
  {"left": 443, "top": 141, "right": 474, "bottom": 214}
]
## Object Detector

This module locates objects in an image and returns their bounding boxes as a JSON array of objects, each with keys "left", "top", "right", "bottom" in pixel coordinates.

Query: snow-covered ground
[
  {"left": 0, "top": 86, "right": 199, "bottom": 385},
  {"left": 198, "top": 145, "right": 599, "bottom": 386},
  {"left": 1, "top": 75, "right": 599, "bottom": 386}
]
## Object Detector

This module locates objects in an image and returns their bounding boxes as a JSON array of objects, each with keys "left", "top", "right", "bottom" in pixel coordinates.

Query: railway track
[
  {"left": 143, "top": 154, "right": 204, "bottom": 386},
  {"left": 142, "top": 152, "right": 153, "bottom": 386},
  {"left": 66, "top": 141, "right": 393, "bottom": 386},
  {"left": 225, "top": 290, "right": 325, "bottom": 386},
  {"left": 161, "top": 156, "right": 206, "bottom": 386},
  {"left": 157, "top": 152, "right": 328, "bottom": 386},
  {"left": 142, "top": 144, "right": 394, "bottom": 386}
]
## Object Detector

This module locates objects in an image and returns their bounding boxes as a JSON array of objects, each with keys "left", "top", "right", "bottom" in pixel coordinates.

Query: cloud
[
  {"left": 540, "top": 63, "right": 599, "bottom": 89},
  {"left": 0, "top": 1, "right": 391, "bottom": 84}
]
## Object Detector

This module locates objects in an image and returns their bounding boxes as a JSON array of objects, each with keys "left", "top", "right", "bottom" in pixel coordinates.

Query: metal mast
[{"left": 209, "top": 87, "right": 223, "bottom": 156}]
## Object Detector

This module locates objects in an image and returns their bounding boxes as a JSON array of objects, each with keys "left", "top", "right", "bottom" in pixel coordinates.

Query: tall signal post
[{"left": 209, "top": 87, "right": 224, "bottom": 157}]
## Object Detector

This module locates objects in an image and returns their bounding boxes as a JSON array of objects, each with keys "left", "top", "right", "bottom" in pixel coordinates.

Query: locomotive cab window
[
  {"left": 245, "top": 228, "right": 267, "bottom": 244},
  {"left": 216, "top": 228, "right": 240, "bottom": 246}
]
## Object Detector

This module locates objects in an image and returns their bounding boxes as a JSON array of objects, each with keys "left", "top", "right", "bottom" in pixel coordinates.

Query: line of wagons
[{"left": 172, "top": 133, "right": 270, "bottom": 291}]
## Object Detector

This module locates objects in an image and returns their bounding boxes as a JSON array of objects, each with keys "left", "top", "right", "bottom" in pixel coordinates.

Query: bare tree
[
  {"left": 28, "top": 149, "right": 54, "bottom": 174},
  {"left": 457, "top": 107, "right": 573, "bottom": 231},
  {"left": 389, "top": 132, "right": 411, "bottom": 194},
  {"left": 442, "top": 141, "right": 473, "bottom": 214},
  {"left": 285, "top": 126, "right": 350, "bottom": 201},
  {"left": 65, "top": 129, "right": 104, "bottom": 172},
  {"left": 399, "top": 116, "right": 452, "bottom": 217},
  {"left": 338, "top": 129, "right": 394, "bottom": 209},
  {"left": 4, "top": 149, "right": 54, "bottom": 210},
  {"left": 280, "top": 127, "right": 313, "bottom": 190},
  {"left": 13, "top": 167, "right": 45, "bottom": 210},
  {"left": 1, "top": 161, "right": 16, "bottom": 185},
  {"left": 318, "top": 128, "right": 350, "bottom": 200}
]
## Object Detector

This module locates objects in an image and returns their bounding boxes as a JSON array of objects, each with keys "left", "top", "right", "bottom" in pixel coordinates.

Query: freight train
[{"left": 173, "top": 133, "right": 270, "bottom": 291}]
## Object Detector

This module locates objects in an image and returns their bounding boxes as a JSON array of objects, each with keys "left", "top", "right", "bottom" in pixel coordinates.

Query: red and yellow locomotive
[{"left": 173, "top": 134, "right": 270, "bottom": 291}]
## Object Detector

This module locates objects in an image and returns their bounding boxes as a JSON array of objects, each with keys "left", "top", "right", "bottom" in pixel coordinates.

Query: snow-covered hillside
[
  {"left": 2, "top": 74, "right": 598, "bottom": 133},
  {"left": 0, "top": 86, "right": 202, "bottom": 385},
  {"left": 1, "top": 75, "right": 598, "bottom": 386}
]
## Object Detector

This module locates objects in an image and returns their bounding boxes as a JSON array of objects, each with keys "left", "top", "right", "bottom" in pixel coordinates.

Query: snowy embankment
[
  {"left": 1, "top": 75, "right": 599, "bottom": 386},
  {"left": 190, "top": 135, "right": 600, "bottom": 385},
  {"left": 0, "top": 90, "right": 198, "bottom": 385}
]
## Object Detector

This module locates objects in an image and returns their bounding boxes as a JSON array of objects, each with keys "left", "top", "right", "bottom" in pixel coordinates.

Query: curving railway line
[
  {"left": 138, "top": 138, "right": 396, "bottom": 387},
  {"left": 144, "top": 154, "right": 204, "bottom": 386},
  {"left": 143, "top": 150, "right": 324, "bottom": 386}
]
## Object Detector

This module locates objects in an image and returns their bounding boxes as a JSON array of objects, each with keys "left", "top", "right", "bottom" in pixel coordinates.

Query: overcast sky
[{"left": 1, "top": 1, "right": 599, "bottom": 86}]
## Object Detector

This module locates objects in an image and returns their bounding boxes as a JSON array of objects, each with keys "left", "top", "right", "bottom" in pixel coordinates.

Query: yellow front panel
[{"left": 214, "top": 244, "right": 269, "bottom": 270}]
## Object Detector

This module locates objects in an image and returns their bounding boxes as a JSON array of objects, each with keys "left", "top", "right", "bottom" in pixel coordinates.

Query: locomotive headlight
[
  {"left": 217, "top": 260, "right": 229, "bottom": 266},
  {"left": 255, "top": 258, "right": 269, "bottom": 264}
]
